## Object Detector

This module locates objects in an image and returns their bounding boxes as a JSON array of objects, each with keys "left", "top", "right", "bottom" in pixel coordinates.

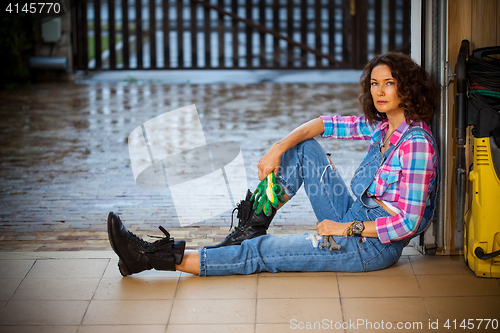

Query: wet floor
[{"left": 0, "top": 80, "right": 368, "bottom": 250}]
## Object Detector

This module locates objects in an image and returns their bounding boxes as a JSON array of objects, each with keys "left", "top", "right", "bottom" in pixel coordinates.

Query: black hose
[
  {"left": 468, "top": 55, "right": 500, "bottom": 91},
  {"left": 466, "top": 55, "right": 500, "bottom": 114},
  {"left": 475, "top": 246, "right": 500, "bottom": 260}
]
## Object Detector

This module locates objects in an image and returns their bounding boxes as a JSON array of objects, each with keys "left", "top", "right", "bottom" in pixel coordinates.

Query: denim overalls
[
  {"left": 199, "top": 127, "right": 438, "bottom": 276},
  {"left": 351, "top": 127, "right": 439, "bottom": 236}
]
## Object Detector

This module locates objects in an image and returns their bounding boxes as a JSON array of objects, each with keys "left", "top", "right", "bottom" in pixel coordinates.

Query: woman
[{"left": 107, "top": 52, "right": 440, "bottom": 276}]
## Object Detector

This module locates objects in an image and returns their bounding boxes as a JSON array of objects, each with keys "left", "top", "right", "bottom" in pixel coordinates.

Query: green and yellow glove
[{"left": 250, "top": 172, "right": 285, "bottom": 216}]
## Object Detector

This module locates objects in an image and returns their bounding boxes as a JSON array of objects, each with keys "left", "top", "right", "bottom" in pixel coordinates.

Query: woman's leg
[
  {"left": 199, "top": 233, "right": 399, "bottom": 276},
  {"left": 198, "top": 202, "right": 404, "bottom": 276},
  {"left": 175, "top": 250, "right": 200, "bottom": 275},
  {"left": 108, "top": 202, "right": 403, "bottom": 276},
  {"left": 276, "top": 138, "right": 354, "bottom": 222}
]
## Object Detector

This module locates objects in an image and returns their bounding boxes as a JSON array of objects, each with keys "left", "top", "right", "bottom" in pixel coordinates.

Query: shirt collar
[{"left": 379, "top": 118, "right": 414, "bottom": 146}]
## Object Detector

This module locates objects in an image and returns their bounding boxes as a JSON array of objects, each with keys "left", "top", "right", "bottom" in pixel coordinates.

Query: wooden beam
[
  {"left": 191, "top": 1, "right": 198, "bottom": 67},
  {"left": 163, "top": 0, "right": 170, "bottom": 68},
  {"left": 94, "top": 0, "right": 101, "bottom": 69},
  {"left": 246, "top": 0, "right": 253, "bottom": 68},
  {"left": 109, "top": 0, "right": 116, "bottom": 69},
  {"left": 204, "top": 2, "right": 211, "bottom": 67},
  {"left": 149, "top": 0, "right": 157, "bottom": 68},
  {"left": 122, "top": 0, "right": 129, "bottom": 69},
  {"left": 136, "top": 0, "right": 143, "bottom": 68},
  {"left": 217, "top": 0, "right": 224, "bottom": 68}
]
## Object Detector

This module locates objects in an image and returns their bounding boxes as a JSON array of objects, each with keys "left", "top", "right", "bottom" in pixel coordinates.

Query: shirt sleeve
[
  {"left": 375, "top": 134, "right": 437, "bottom": 244},
  {"left": 320, "top": 115, "right": 376, "bottom": 140}
]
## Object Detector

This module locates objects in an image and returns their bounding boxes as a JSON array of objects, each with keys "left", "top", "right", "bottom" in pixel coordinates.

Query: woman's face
[{"left": 370, "top": 64, "right": 403, "bottom": 116}]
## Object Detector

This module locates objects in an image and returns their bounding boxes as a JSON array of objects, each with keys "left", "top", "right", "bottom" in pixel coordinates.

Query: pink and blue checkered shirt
[{"left": 320, "top": 115, "right": 438, "bottom": 244}]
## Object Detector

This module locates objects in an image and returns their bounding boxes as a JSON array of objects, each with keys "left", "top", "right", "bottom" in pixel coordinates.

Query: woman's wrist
[
  {"left": 271, "top": 140, "right": 289, "bottom": 156},
  {"left": 342, "top": 220, "right": 379, "bottom": 238},
  {"left": 342, "top": 222, "right": 355, "bottom": 237}
]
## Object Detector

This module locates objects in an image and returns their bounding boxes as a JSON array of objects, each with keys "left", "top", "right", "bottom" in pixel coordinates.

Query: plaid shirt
[{"left": 320, "top": 115, "right": 438, "bottom": 244}]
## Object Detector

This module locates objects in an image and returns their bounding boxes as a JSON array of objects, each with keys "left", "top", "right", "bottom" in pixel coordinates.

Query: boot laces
[
  {"left": 226, "top": 200, "right": 245, "bottom": 236},
  {"left": 144, "top": 226, "right": 173, "bottom": 253},
  {"left": 127, "top": 230, "right": 150, "bottom": 247}
]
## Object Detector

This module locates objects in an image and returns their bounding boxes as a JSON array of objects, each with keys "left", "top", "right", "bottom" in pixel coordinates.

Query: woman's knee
[
  {"left": 296, "top": 138, "right": 325, "bottom": 155},
  {"left": 277, "top": 138, "right": 329, "bottom": 197}
]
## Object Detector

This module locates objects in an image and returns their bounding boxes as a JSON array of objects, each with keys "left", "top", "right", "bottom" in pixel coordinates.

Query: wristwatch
[{"left": 352, "top": 220, "right": 365, "bottom": 236}]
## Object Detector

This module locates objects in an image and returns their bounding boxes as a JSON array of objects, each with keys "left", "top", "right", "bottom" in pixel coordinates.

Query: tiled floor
[{"left": 0, "top": 251, "right": 499, "bottom": 333}]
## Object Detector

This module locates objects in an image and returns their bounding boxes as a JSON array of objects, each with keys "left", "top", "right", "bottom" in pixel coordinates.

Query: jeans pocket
[
  {"left": 365, "top": 206, "right": 390, "bottom": 220},
  {"left": 362, "top": 240, "right": 400, "bottom": 272}
]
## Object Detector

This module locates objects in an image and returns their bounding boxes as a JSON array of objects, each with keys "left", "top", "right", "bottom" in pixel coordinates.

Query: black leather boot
[
  {"left": 205, "top": 190, "right": 277, "bottom": 249},
  {"left": 107, "top": 212, "right": 185, "bottom": 276}
]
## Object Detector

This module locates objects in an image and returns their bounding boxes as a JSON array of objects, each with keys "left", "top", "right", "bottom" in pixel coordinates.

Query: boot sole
[{"left": 107, "top": 212, "right": 132, "bottom": 276}]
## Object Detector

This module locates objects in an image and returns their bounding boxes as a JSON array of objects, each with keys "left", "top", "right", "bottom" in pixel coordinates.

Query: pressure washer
[{"left": 455, "top": 40, "right": 500, "bottom": 278}]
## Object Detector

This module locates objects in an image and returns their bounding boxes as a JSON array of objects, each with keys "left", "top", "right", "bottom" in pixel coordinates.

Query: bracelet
[{"left": 342, "top": 222, "right": 355, "bottom": 238}]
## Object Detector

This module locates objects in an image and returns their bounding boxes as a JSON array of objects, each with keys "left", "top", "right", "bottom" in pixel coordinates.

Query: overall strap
[
  {"left": 393, "top": 126, "right": 437, "bottom": 151},
  {"left": 393, "top": 126, "right": 440, "bottom": 236}
]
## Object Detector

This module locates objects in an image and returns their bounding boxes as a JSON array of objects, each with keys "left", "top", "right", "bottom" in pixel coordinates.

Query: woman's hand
[
  {"left": 257, "top": 145, "right": 283, "bottom": 181},
  {"left": 317, "top": 220, "right": 378, "bottom": 238},
  {"left": 316, "top": 219, "right": 349, "bottom": 236}
]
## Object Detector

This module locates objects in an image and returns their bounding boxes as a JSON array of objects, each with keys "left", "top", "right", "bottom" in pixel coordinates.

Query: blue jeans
[{"left": 199, "top": 139, "right": 405, "bottom": 276}]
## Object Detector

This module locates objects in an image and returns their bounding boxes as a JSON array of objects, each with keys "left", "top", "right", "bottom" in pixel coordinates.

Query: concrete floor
[
  {"left": 0, "top": 80, "right": 365, "bottom": 250},
  {"left": 0, "top": 80, "right": 499, "bottom": 332}
]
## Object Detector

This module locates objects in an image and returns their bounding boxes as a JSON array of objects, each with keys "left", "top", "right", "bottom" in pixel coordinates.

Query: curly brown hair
[{"left": 358, "top": 52, "right": 439, "bottom": 124}]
